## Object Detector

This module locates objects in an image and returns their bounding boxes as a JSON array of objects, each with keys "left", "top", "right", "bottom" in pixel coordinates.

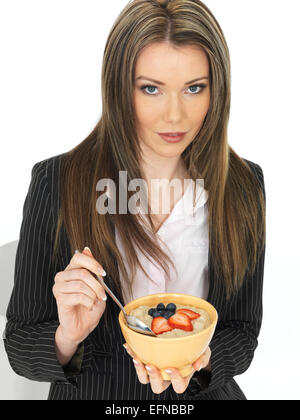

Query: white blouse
[{"left": 116, "top": 179, "right": 209, "bottom": 305}]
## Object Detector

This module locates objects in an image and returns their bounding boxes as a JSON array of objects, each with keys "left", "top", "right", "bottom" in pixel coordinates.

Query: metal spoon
[
  {"left": 96, "top": 274, "right": 157, "bottom": 337},
  {"left": 75, "top": 248, "right": 157, "bottom": 337}
]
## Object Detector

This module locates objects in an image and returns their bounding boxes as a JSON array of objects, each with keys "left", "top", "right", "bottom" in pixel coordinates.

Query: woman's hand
[
  {"left": 53, "top": 247, "right": 107, "bottom": 347},
  {"left": 123, "top": 342, "right": 211, "bottom": 395}
]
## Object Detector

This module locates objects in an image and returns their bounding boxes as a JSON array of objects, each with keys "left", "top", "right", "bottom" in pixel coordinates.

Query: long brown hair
[{"left": 52, "top": 0, "right": 266, "bottom": 327}]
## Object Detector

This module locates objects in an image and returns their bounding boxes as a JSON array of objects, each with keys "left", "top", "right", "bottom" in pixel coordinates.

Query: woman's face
[{"left": 133, "top": 42, "right": 210, "bottom": 160}]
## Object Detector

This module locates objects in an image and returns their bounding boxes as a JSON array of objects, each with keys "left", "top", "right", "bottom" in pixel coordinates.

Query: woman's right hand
[{"left": 52, "top": 247, "right": 107, "bottom": 347}]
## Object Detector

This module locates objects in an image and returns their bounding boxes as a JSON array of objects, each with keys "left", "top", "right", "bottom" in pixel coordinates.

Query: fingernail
[
  {"left": 132, "top": 359, "right": 139, "bottom": 366},
  {"left": 165, "top": 369, "right": 173, "bottom": 374},
  {"left": 98, "top": 267, "right": 106, "bottom": 276},
  {"left": 123, "top": 343, "right": 128, "bottom": 350},
  {"left": 145, "top": 365, "right": 153, "bottom": 373},
  {"left": 74, "top": 250, "right": 79, "bottom": 254},
  {"left": 84, "top": 246, "right": 91, "bottom": 252},
  {"left": 102, "top": 295, "right": 107, "bottom": 301},
  {"left": 197, "top": 364, "right": 204, "bottom": 371}
]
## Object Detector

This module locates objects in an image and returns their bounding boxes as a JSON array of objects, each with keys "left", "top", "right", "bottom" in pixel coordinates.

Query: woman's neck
[
  {"left": 139, "top": 151, "right": 190, "bottom": 226},
  {"left": 140, "top": 154, "right": 189, "bottom": 185}
]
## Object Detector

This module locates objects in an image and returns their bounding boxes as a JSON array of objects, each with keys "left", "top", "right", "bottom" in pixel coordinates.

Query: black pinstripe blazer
[{"left": 4, "top": 153, "right": 266, "bottom": 400}]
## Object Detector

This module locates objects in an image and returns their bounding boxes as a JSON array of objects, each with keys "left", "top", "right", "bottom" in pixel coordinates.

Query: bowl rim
[{"left": 118, "top": 292, "right": 218, "bottom": 342}]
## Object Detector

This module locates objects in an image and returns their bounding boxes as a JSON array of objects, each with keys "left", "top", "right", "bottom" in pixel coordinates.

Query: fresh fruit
[
  {"left": 166, "top": 303, "right": 176, "bottom": 313},
  {"left": 156, "top": 303, "right": 165, "bottom": 311},
  {"left": 176, "top": 309, "right": 200, "bottom": 320},
  {"left": 152, "top": 310, "right": 162, "bottom": 318},
  {"left": 148, "top": 308, "right": 155, "bottom": 317},
  {"left": 167, "top": 312, "right": 193, "bottom": 331},
  {"left": 161, "top": 310, "right": 174, "bottom": 320},
  {"left": 151, "top": 316, "right": 174, "bottom": 335}
]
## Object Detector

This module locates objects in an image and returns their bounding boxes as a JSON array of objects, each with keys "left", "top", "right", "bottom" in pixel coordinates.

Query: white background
[{"left": 0, "top": 0, "right": 299, "bottom": 400}]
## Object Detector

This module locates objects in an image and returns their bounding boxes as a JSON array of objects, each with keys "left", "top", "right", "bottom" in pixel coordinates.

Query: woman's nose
[{"left": 163, "top": 96, "right": 185, "bottom": 122}]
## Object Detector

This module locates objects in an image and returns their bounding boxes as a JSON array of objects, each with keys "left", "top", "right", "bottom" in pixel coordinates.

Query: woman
[{"left": 4, "top": 0, "right": 266, "bottom": 400}]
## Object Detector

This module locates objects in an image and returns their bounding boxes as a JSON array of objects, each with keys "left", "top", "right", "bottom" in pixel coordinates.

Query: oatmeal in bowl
[
  {"left": 118, "top": 293, "right": 218, "bottom": 380},
  {"left": 129, "top": 302, "right": 211, "bottom": 338}
]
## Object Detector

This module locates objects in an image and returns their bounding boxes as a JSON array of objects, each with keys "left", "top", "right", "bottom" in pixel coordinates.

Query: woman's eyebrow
[{"left": 135, "top": 76, "right": 209, "bottom": 85}]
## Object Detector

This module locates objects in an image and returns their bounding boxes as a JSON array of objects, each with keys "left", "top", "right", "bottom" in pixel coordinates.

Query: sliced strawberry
[
  {"left": 167, "top": 312, "right": 193, "bottom": 332},
  {"left": 176, "top": 309, "right": 200, "bottom": 320},
  {"left": 151, "top": 316, "right": 174, "bottom": 335}
]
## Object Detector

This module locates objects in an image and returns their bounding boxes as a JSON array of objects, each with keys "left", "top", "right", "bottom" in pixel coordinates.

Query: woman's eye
[
  {"left": 140, "top": 85, "right": 158, "bottom": 95},
  {"left": 187, "top": 84, "right": 207, "bottom": 94},
  {"left": 140, "top": 84, "right": 207, "bottom": 96}
]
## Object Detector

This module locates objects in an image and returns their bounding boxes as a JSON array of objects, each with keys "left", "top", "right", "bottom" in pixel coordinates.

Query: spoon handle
[{"left": 96, "top": 275, "right": 128, "bottom": 319}]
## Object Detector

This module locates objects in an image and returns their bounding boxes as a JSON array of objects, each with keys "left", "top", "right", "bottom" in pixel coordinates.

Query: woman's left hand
[{"left": 123, "top": 343, "right": 211, "bottom": 395}]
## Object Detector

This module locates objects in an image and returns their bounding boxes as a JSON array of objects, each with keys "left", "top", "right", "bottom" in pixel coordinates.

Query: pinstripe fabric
[{"left": 4, "top": 153, "right": 265, "bottom": 400}]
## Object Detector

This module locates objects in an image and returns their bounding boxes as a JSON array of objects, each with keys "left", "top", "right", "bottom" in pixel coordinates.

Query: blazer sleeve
[
  {"left": 3, "top": 160, "right": 93, "bottom": 386},
  {"left": 191, "top": 162, "right": 266, "bottom": 394}
]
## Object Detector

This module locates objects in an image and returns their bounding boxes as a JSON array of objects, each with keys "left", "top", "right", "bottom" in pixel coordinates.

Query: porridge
[{"left": 129, "top": 302, "right": 210, "bottom": 338}]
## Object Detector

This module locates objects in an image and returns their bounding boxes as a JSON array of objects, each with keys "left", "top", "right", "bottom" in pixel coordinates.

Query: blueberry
[
  {"left": 157, "top": 303, "right": 165, "bottom": 311},
  {"left": 166, "top": 303, "right": 176, "bottom": 313},
  {"left": 152, "top": 310, "right": 162, "bottom": 318},
  {"left": 162, "top": 311, "right": 173, "bottom": 319},
  {"left": 148, "top": 308, "right": 155, "bottom": 317}
]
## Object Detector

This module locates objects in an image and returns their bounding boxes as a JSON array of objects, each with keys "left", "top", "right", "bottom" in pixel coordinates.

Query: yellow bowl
[{"left": 118, "top": 293, "right": 218, "bottom": 380}]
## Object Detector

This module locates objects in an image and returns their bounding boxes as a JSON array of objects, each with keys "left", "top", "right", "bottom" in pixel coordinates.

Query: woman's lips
[{"left": 158, "top": 132, "right": 186, "bottom": 143}]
